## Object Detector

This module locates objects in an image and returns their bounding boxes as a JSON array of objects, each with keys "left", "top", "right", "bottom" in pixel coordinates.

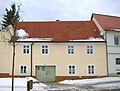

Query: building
[
  {"left": 0, "top": 20, "right": 107, "bottom": 82},
  {"left": 14, "top": 21, "right": 107, "bottom": 82},
  {"left": 0, "top": 26, "right": 12, "bottom": 77},
  {"left": 91, "top": 13, "right": 120, "bottom": 76}
]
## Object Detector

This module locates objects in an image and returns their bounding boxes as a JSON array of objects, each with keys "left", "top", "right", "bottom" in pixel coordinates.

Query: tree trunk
[{"left": 11, "top": 42, "right": 15, "bottom": 91}]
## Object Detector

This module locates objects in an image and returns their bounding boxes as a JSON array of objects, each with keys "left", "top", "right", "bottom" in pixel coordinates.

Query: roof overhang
[
  {"left": 16, "top": 40, "right": 106, "bottom": 43},
  {"left": 105, "top": 29, "right": 120, "bottom": 32}
]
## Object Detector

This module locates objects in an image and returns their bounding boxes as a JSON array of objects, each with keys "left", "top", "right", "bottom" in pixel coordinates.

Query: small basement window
[
  {"left": 117, "top": 72, "right": 120, "bottom": 75},
  {"left": 116, "top": 58, "right": 120, "bottom": 65}
]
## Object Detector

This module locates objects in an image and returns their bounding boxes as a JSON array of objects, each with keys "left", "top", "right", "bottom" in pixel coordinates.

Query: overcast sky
[{"left": 0, "top": 0, "right": 120, "bottom": 22}]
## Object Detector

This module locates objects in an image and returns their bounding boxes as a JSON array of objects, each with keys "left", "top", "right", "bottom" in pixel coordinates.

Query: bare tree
[{"left": 1, "top": 3, "right": 20, "bottom": 91}]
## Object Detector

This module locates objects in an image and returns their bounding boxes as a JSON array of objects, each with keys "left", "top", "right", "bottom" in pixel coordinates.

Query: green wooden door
[
  {"left": 46, "top": 66, "right": 56, "bottom": 82},
  {"left": 36, "top": 66, "right": 46, "bottom": 82},
  {"left": 36, "top": 66, "right": 56, "bottom": 82}
]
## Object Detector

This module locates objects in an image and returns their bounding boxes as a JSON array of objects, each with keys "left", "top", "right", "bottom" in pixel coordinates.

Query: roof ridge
[
  {"left": 18, "top": 20, "right": 92, "bottom": 23},
  {"left": 92, "top": 13, "right": 120, "bottom": 18}
]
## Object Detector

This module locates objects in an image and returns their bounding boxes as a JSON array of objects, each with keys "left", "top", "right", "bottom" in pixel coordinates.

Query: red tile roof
[
  {"left": 16, "top": 21, "right": 101, "bottom": 41},
  {"left": 92, "top": 13, "right": 120, "bottom": 30}
]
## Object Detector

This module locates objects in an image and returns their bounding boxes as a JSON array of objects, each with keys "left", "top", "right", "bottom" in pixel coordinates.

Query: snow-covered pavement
[
  {"left": 0, "top": 77, "right": 120, "bottom": 91},
  {"left": 0, "top": 77, "right": 47, "bottom": 91},
  {"left": 48, "top": 77, "right": 120, "bottom": 90},
  {"left": 59, "top": 77, "right": 120, "bottom": 84}
]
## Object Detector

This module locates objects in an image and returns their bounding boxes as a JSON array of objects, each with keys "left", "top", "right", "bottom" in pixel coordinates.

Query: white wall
[
  {"left": 108, "top": 54, "right": 120, "bottom": 76},
  {"left": 106, "top": 31, "right": 120, "bottom": 54},
  {"left": 108, "top": 47, "right": 120, "bottom": 53},
  {"left": 106, "top": 31, "right": 120, "bottom": 76},
  {"left": 106, "top": 31, "right": 120, "bottom": 46}
]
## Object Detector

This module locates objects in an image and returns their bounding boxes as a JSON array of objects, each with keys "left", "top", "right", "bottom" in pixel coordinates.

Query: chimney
[{"left": 56, "top": 20, "right": 60, "bottom": 21}]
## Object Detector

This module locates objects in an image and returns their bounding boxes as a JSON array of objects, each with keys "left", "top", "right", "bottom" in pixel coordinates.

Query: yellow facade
[
  {"left": 12, "top": 42, "right": 107, "bottom": 78},
  {"left": 0, "top": 30, "right": 12, "bottom": 75},
  {"left": 0, "top": 43, "right": 11, "bottom": 73}
]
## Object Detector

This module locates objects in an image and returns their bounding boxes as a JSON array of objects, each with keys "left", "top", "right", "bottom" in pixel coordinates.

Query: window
[
  {"left": 87, "top": 65, "right": 95, "bottom": 74},
  {"left": 67, "top": 45, "right": 74, "bottom": 54},
  {"left": 117, "top": 72, "right": 120, "bottom": 75},
  {"left": 41, "top": 45, "right": 49, "bottom": 54},
  {"left": 23, "top": 45, "right": 30, "bottom": 54},
  {"left": 68, "top": 65, "right": 76, "bottom": 74},
  {"left": 87, "top": 45, "right": 93, "bottom": 54},
  {"left": 20, "top": 65, "right": 27, "bottom": 74},
  {"left": 114, "top": 35, "right": 119, "bottom": 45},
  {"left": 116, "top": 58, "right": 120, "bottom": 65}
]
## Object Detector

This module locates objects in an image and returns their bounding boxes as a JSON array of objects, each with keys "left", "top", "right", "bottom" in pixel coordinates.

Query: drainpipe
[
  {"left": 105, "top": 31, "right": 109, "bottom": 76},
  {"left": 31, "top": 42, "right": 34, "bottom": 77}
]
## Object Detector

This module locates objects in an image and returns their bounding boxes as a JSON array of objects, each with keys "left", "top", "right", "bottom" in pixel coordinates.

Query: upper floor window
[
  {"left": 68, "top": 65, "right": 76, "bottom": 74},
  {"left": 87, "top": 45, "right": 94, "bottom": 54},
  {"left": 41, "top": 45, "right": 49, "bottom": 54},
  {"left": 67, "top": 45, "right": 74, "bottom": 54},
  {"left": 23, "top": 45, "right": 30, "bottom": 54},
  {"left": 20, "top": 65, "right": 27, "bottom": 74},
  {"left": 116, "top": 58, "right": 120, "bottom": 65},
  {"left": 114, "top": 35, "right": 119, "bottom": 45},
  {"left": 87, "top": 65, "right": 95, "bottom": 74}
]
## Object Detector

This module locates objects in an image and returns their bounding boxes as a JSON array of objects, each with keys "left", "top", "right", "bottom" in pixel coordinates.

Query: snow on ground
[
  {"left": 0, "top": 77, "right": 47, "bottom": 91},
  {"left": 93, "top": 82, "right": 120, "bottom": 90},
  {"left": 59, "top": 77, "right": 120, "bottom": 90},
  {"left": 59, "top": 77, "right": 120, "bottom": 85},
  {"left": 0, "top": 77, "right": 120, "bottom": 91}
]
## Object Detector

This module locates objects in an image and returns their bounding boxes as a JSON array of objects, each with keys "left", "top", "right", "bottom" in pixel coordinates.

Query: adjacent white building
[{"left": 92, "top": 13, "right": 120, "bottom": 76}]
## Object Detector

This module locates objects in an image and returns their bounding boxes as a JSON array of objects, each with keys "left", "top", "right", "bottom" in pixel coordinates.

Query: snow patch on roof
[
  {"left": 17, "top": 38, "right": 54, "bottom": 41},
  {"left": 17, "top": 37, "right": 105, "bottom": 42},
  {"left": 106, "top": 29, "right": 120, "bottom": 31},
  {"left": 113, "top": 29, "right": 120, "bottom": 31},
  {"left": 70, "top": 37, "right": 104, "bottom": 42},
  {"left": 16, "top": 29, "right": 29, "bottom": 38}
]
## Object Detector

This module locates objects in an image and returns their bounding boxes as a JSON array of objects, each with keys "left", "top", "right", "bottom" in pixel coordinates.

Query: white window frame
[
  {"left": 41, "top": 45, "right": 49, "bottom": 55},
  {"left": 86, "top": 45, "right": 94, "bottom": 55},
  {"left": 20, "top": 65, "right": 28, "bottom": 74},
  {"left": 114, "top": 35, "right": 119, "bottom": 45},
  {"left": 67, "top": 45, "right": 75, "bottom": 55},
  {"left": 22, "top": 44, "right": 31, "bottom": 55},
  {"left": 68, "top": 64, "right": 76, "bottom": 75},
  {"left": 87, "top": 64, "right": 95, "bottom": 75}
]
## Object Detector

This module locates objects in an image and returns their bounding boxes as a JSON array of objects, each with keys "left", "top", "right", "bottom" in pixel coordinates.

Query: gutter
[
  {"left": 105, "top": 31, "right": 109, "bottom": 76},
  {"left": 31, "top": 42, "right": 34, "bottom": 77},
  {"left": 16, "top": 41, "right": 106, "bottom": 43}
]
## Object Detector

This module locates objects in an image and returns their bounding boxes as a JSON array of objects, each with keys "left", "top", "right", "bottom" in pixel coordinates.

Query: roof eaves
[{"left": 16, "top": 40, "right": 106, "bottom": 43}]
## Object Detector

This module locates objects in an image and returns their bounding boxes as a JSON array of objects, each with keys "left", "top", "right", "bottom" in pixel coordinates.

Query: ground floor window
[
  {"left": 116, "top": 58, "right": 120, "bottom": 65},
  {"left": 117, "top": 72, "right": 120, "bottom": 75},
  {"left": 68, "top": 65, "right": 76, "bottom": 74},
  {"left": 20, "top": 65, "right": 28, "bottom": 74},
  {"left": 116, "top": 69, "right": 120, "bottom": 75},
  {"left": 87, "top": 65, "right": 95, "bottom": 74}
]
